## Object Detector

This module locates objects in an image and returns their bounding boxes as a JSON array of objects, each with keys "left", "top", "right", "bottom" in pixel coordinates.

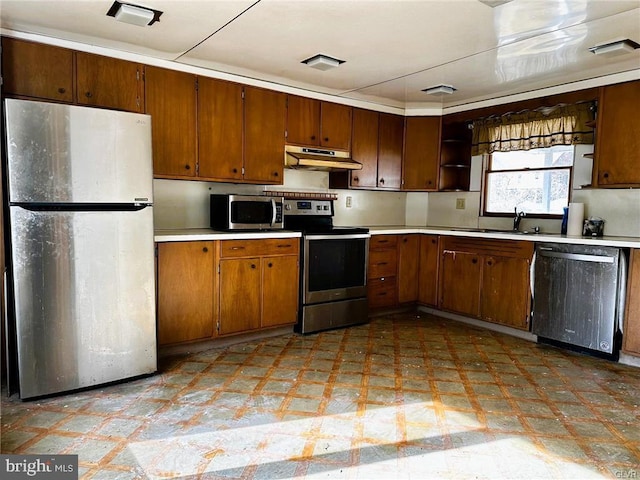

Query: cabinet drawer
[
  {"left": 441, "top": 236, "right": 533, "bottom": 259},
  {"left": 221, "top": 238, "right": 299, "bottom": 258},
  {"left": 370, "top": 235, "right": 398, "bottom": 249},
  {"left": 368, "top": 249, "right": 398, "bottom": 278},
  {"left": 368, "top": 277, "right": 397, "bottom": 308}
]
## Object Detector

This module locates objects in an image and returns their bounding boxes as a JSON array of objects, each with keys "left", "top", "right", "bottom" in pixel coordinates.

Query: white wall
[{"left": 154, "top": 145, "right": 639, "bottom": 237}]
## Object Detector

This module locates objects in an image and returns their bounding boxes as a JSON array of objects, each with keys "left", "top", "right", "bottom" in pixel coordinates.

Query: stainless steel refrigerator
[{"left": 4, "top": 98, "right": 157, "bottom": 399}]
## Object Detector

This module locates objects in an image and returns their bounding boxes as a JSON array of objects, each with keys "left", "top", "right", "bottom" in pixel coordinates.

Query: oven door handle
[{"left": 305, "top": 233, "right": 371, "bottom": 241}]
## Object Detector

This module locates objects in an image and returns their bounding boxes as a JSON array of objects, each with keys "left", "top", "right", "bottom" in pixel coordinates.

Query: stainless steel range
[{"left": 283, "top": 198, "right": 370, "bottom": 334}]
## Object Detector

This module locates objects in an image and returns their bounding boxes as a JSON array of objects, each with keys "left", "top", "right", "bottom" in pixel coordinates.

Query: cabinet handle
[
  {"left": 277, "top": 244, "right": 292, "bottom": 248},
  {"left": 487, "top": 260, "right": 492, "bottom": 266},
  {"left": 232, "top": 168, "right": 238, "bottom": 173},
  {"left": 602, "top": 172, "right": 609, "bottom": 179},
  {"left": 58, "top": 87, "right": 66, "bottom": 94},
  {"left": 268, "top": 262, "right": 273, "bottom": 268},
  {"left": 380, "top": 277, "right": 385, "bottom": 281},
  {"left": 251, "top": 264, "right": 256, "bottom": 269},
  {"left": 353, "top": 176, "right": 359, "bottom": 183},
  {"left": 185, "top": 164, "right": 191, "bottom": 170},
  {"left": 379, "top": 178, "right": 385, "bottom": 185},
  {"left": 231, "top": 246, "right": 245, "bottom": 250},
  {"left": 378, "top": 262, "right": 388, "bottom": 266},
  {"left": 427, "top": 180, "right": 432, "bottom": 185},
  {"left": 472, "top": 258, "right": 478, "bottom": 264},
  {"left": 311, "top": 135, "right": 316, "bottom": 141},
  {"left": 203, "top": 247, "right": 208, "bottom": 253},
  {"left": 379, "top": 292, "right": 387, "bottom": 296},
  {"left": 403, "top": 238, "right": 408, "bottom": 243},
  {"left": 431, "top": 239, "right": 436, "bottom": 244},
  {"left": 85, "top": 92, "right": 92, "bottom": 98},
  {"left": 273, "top": 172, "right": 279, "bottom": 177},
  {"left": 324, "top": 137, "right": 329, "bottom": 142}
]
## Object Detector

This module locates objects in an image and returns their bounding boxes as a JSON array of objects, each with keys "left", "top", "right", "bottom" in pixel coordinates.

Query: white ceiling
[{"left": 1, "top": 0, "right": 640, "bottom": 110}]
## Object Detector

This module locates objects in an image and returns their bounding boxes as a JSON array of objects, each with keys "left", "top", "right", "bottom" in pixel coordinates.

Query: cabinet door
[
  {"left": 219, "top": 257, "right": 261, "bottom": 335},
  {"left": 398, "top": 235, "right": 420, "bottom": 304},
  {"left": 157, "top": 242, "right": 215, "bottom": 346},
  {"left": 595, "top": 81, "right": 640, "bottom": 186},
  {"left": 439, "top": 250, "right": 481, "bottom": 317},
  {"left": 76, "top": 53, "right": 143, "bottom": 112},
  {"left": 481, "top": 256, "right": 531, "bottom": 330},
  {"left": 286, "top": 95, "right": 320, "bottom": 146},
  {"left": 198, "top": 77, "right": 244, "bottom": 181},
  {"left": 1, "top": 37, "right": 74, "bottom": 103},
  {"left": 320, "top": 102, "right": 352, "bottom": 150},
  {"left": 244, "top": 86, "right": 286, "bottom": 184},
  {"left": 403, "top": 116, "right": 440, "bottom": 190},
  {"left": 377, "top": 113, "right": 403, "bottom": 189},
  {"left": 262, "top": 256, "right": 299, "bottom": 328},
  {"left": 623, "top": 249, "right": 640, "bottom": 355},
  {"left": 145, "top": 67, "right": 197, "bottom": 177},
  {"left": 418, "top": 235, "right": 439, "bottom": 306},
  {"left": 350, "top": 108, "right": 379, "bottom": 188}
]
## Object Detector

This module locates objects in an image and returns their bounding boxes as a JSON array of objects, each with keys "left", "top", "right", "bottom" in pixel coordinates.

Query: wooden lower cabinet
[
  {"left": 218, "top": 239, "right": 299, "bottom": 335},
  {"left": 157, "top": 241, "right": 216, "bottom": 346},
  {"left": 398, "top": 235, "right": 420, "bottom": 304},
  {"left": 418, "top": 235, "right": 439, "bottom": 307},
  {"left": 439, "top": 250, "right": 481, "bottom": 317},
  {"left": 439, "top": 237, "right": 533, "bottom": 330},
  {"left": 368, "top": 235, "right": 398, "bottom": 308},
  {"left": 623, "top": 249, "right": 640, "bottom": 356}
]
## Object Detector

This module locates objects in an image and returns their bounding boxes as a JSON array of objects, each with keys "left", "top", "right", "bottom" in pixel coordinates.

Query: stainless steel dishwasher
[{"left": 532, "top": 243, "right": 627, "bottom": 356}]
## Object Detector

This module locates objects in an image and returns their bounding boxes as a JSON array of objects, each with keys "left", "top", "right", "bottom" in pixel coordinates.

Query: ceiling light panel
[
  {"left": 589, "top": 39, "right": 640, "bottom": 57},
  {"left": 302, "top": 54, "right": 344, "bottom": 71}
]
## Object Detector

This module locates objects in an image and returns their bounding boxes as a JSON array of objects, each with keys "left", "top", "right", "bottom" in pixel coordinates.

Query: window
[{"left": 483, "top": 145, "right": 573, "bottom": 217}]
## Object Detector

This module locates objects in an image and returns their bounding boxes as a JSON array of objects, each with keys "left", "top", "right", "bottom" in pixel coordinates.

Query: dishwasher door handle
[{"left": 538, "top": 250, "right": 615, "bottom": 263}]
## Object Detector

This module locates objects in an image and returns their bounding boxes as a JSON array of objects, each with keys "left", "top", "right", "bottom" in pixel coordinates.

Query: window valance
[{"left": 471, "top": 102, "right": 595, "bottom": 156}]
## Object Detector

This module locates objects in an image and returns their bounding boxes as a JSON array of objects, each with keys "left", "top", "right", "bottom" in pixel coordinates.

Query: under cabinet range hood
[{"left": 285, "top": 145, "right": 362, "bottom": 171}]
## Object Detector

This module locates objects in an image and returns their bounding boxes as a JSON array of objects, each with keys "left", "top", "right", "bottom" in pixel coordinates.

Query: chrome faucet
[{"left": 513, "top": 208, "right": 526, "bottom": 231}]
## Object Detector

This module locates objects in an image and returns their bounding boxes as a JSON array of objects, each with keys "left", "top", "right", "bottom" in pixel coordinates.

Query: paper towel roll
[{"left": 567, "top": 203, "right": 584, "bottom": 236}]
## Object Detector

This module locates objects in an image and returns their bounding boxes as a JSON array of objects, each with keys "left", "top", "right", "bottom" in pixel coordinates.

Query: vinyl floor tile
[{"left": 2, "top": 312, "right": 640, "bottom": 479}]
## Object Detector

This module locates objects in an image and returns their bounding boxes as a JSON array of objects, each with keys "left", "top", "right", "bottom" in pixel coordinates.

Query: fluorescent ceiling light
[
  {"left": 302, "top": 54, "right": 345, "bottom": 71},
  {"left": 477, "top": 0, "right": 515, "bottom": 7},
  {"left": 589, "top": 39, "right": 640, "bottom": 57},
  {"left": 106, "top": 1, "right": 162, "bottom": 27},
  {"left": 422, "top": 85, "right": 457, "bottom": 95}
]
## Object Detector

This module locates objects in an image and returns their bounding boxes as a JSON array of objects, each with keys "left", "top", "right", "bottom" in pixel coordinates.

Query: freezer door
[
  {"left": 10, "top": 206, "right": 157, "bottom": 399},
  {"left": 5, "top": 98, "right": 152, "bottom": 204}
]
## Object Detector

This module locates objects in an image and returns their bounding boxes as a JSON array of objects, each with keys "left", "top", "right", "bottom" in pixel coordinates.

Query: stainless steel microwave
[{"left": 210, "top": 194, "right": 284, "bottom": 230}]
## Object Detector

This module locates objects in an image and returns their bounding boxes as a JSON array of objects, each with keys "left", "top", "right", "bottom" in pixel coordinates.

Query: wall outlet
[
  {"left": 456, "top": 198, "right": 466, "bottom": 210},
  {"left": 346, "top": 196, "right": 353, "bottom": 208}
]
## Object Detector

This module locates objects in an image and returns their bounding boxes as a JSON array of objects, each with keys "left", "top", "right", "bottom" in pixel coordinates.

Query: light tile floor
[{"left": 2, "top": 312, "right": 640, "bottom": 479}]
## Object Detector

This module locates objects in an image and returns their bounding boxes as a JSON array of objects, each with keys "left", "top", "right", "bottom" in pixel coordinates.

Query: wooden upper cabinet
[
  {"left": 377, "top": 113, "right": 403, "bottom": 189},
  {"left": 76, "top": 52, "right": 143, "bottom": 112},
  {"left": 198, "top": 77, "right": 244, "bottom": 181},
  {"left": 320, "top": 102, "right": 352, "bottom": 150},
  {"left": 287, "top": 96, "right": 351, "bottom": 150},
  {"left": 145, "top": 66, "right": 197, "bottom": 178},
  {"left": 244, "top": 86, "right": 287, "bottom": 184},
  {"left": 157, "top": 241, "right": 216, "bottom": 346},
  {"left": 350, "top": 108, "right": 379, "bottom": 188},
  {"left": 2, "top": 37, "right": 74, "bottom": 103},
  {"left": 286, "top": 95, "right": 321, "bottom": 145},
  {"left": 594, "top": 80, "right": 640, "bottom": 187},
  {"left": 403, "top": 116, "right": 441, "bottom": 191}
]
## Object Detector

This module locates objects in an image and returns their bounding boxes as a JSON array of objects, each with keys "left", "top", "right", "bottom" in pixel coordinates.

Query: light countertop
[
  {"left": 155, "top": 229, "right": 301, "bottom": 242},
  {"left": 154, "top": 226, "right": 640, "bottom": 248},
  {"left": 365, "top": 226, "right": 640, "bottom": 248}
]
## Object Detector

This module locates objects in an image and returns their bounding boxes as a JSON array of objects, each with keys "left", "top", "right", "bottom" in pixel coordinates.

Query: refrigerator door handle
[{"left": 11, "top": 203, "right": 150, "bottom": 212}]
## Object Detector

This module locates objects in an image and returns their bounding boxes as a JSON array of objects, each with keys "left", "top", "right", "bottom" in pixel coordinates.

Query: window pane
[
  {"left": 485, "top": 168, "right": 571, "bottom": 215},
  {"left": 491, "top": 145, "right": 574, "bottom": 171}
]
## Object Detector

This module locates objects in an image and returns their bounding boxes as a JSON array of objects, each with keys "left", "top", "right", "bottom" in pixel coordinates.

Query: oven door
[{"left": 303, "top": 234, "right": 370, "bottom": 304}]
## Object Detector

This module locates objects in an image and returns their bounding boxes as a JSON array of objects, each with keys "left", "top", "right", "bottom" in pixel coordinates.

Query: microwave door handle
[{"left": 271, "top": 198, "right": 277, "bottom": 227}]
